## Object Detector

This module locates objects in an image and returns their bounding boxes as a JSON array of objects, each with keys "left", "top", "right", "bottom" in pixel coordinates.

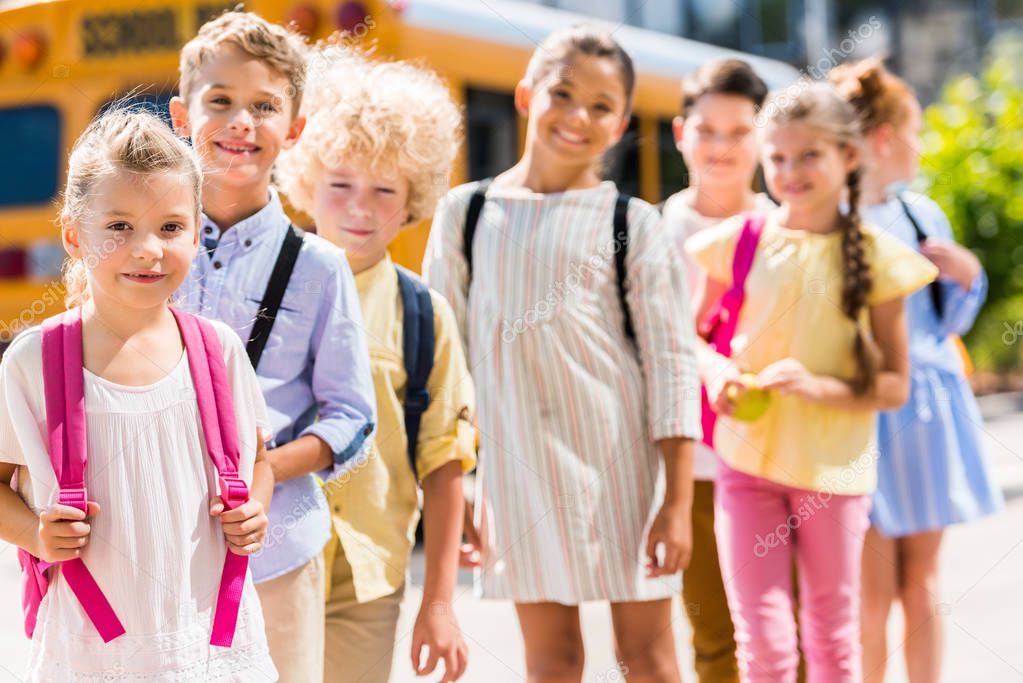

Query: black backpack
[
  {"left": 395, "top": 264, "right": 435, "bottom": 481},
  {"left": 897, "top": 195, "right": 944, "bottom": 318},
  {"left": 461, "top": 179, "right": 637, "bottom": 343},
  {"left": 248, "top": 228, "right": 434, "bottom": 481}
]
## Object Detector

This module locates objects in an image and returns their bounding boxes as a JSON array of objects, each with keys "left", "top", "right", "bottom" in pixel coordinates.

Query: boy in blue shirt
[{"left": 170, "top": 12, "right": 375, "bottom": 681}]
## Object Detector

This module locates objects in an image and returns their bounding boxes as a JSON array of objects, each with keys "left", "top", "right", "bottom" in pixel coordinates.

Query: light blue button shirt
[{"left": 178, "top": 189, "right": 376, "bottom": 582}]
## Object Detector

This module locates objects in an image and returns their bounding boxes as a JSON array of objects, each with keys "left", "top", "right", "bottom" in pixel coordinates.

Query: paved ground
[{"left": 1, "top": 407, "right": 1021, "bottom": 682}]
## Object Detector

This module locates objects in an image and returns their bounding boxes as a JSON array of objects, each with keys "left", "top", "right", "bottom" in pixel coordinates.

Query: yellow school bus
[{"left": 0, "top": 0, "right": 798, "bottom": 343}]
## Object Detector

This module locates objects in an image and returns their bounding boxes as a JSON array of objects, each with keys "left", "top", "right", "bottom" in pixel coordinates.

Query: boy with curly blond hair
[{"left": 278, "top": 48, "right": 473, "bottom": 683}]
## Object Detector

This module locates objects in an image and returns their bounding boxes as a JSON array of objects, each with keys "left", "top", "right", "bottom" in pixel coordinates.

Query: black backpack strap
[
  {"left": 613, "top": 193, "right": 636, "bottom": 344},
  {"left": 246, "top": 224, "right": 304, "bottom": 369},
  {"left": 463, "top": 179, "right": 493, "bottom": 282},
  {"left": 395, "top": 264, "right": 435, "bottom": 481},
  {"left": 897, "top": 196, "right": 944, "bottom": 318}
]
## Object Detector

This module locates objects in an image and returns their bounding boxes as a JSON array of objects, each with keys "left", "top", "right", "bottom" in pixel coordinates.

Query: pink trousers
[{"left": 714, "top": 461, "right": 871, "bottom": 683}]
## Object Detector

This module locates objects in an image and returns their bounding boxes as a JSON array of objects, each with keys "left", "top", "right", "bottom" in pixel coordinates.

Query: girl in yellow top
[
  {"left": 686, "top": 84, "right": 937, "bottom": 683},
  {"left": 278, "top": 49, "right": 474, "bottom": 683}
]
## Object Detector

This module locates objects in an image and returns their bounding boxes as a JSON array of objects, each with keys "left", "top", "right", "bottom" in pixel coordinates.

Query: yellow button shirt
[
  {"left": 324, "top": 254, "right": 476, "bottom": 604},
  {"left": 685, "top": 215, "right": 938, "bottom": 495}
]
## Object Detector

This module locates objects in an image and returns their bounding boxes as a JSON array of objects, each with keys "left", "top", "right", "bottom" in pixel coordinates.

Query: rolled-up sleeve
[
  {"left": 301, "top": 258, "right": 377, "bottom": 479},
  {"left": 626, "top": 203, "right": 703, "bottom": 442},
  {"left": 415, "top": 292, "right": 477, "bottom": 481}
]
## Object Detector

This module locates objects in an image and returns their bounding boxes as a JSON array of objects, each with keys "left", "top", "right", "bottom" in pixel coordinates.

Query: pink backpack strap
[
  {"left": 171, "top": 309, "right": 249, "bottom": 648},
  {"left": 698, "top": 214, "right": 766, "bottom": 447},
  {"left": 698, "top": 214, "right": 766, "bottom": 355},
  {"left": 23, "top": 308, "right": 126, "bottom": 642}
]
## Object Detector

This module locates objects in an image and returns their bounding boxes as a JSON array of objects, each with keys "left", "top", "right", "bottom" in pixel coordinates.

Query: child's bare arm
[
  {"left": 646, "top": 438, "right": 695, "bottom": 577},
  {"left": 419, "top": 460, "right": 464, "bottom": 604},
  {"left": 412, "top": 460, "right": 468, "bottom": 681},
  {"left": 0, "top": 463, "right": 98, "bottom": 562},
  {"left": 264, "top": 434, "right": 332, "bottom": 483},
  {"left": 693, "top": 273, "right": 743, "bottom": 414},
  {"left": 0, "top": 464, "right": 41, "bottom": 555},
  {"left": 249, "top": 428, "right": 274, "bottom": 512}
]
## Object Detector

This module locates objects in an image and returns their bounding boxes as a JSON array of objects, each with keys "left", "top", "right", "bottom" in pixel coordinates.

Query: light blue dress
[{"left": 863, "top": 192, "right": 1004, "bottom": 538}]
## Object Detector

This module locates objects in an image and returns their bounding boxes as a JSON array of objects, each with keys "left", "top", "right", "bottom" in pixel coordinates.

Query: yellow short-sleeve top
[
  {"left": 324, "top": 254, "right": 476, "bottom": 603},
  {"left": 685, "top": 214, "right": 938, "bottom": 494}
]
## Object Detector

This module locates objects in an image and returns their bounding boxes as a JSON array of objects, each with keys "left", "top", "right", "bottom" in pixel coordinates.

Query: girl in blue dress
[{"left": 831, "top": 59, "right": 1004, "bottom": 683}]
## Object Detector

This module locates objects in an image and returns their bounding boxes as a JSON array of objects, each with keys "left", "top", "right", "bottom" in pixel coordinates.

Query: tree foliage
[{"left": 921, "top": 33, "right": 1023, "bottom": 373}]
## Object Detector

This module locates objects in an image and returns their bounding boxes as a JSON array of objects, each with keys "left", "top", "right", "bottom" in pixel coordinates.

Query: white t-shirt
[
  {"left": 661, "top": 190, "right": 776, "bottom": 480},
  {"left": 0, "top": 318, "right": 277, "bottom": 682}
]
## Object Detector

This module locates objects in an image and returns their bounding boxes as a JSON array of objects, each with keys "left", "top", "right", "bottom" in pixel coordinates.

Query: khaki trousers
[
  {"left": 683, "top": 480, "right": 740, "bottom": 683},
  {"left": 256, "top": 554, "right": 326, "bottom": 683},
  {"left": 323, "top": 548, "right": 405, "bottom": 683}
]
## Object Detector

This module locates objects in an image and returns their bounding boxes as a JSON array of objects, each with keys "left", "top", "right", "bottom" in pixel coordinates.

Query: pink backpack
[
  {"left": 18, "top": 307, "right": 250, "bottom": 647},
  {"left": 698, "top": 215, "right": 765, "bottom": 448}
]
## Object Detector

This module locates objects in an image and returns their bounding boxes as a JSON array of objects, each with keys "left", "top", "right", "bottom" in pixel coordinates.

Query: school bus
[{"left": 0, "top": 0, "right": 798, "bottom": 344}]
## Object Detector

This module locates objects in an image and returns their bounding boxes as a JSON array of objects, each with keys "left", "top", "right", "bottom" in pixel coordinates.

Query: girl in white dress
[
  {"left": 424, "top": 25, "right": 702, "bottom": 682},
  {"left": 0, "top": 110, "right": 277, "bottom": 681}
]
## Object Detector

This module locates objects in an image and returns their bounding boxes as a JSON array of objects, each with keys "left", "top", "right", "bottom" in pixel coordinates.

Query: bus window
[
  {"left": 465, "top": 87, "right": 517, "bottom": 181},
  {"left": 98, "top": 90, "right": 176, "bottom": 129},
  {"left": 0, "top": 106, "right": 61, "bottom": 207},
  {"left": 603, "top": 117, "right": 640, "bottom": 197},
  {"left": 658, "top": 119, "right": 688, "bottom": 200}
]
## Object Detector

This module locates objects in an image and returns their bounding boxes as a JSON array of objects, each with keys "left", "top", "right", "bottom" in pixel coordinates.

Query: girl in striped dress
[
  {"left": 423, "top": 25, "right": 702, "bottom": 682},
  {"left": 831, "top": 59, "right": 1003, "bottom": 683}
]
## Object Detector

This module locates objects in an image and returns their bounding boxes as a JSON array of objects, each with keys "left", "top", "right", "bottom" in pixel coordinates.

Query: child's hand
[
  {"left": 757, "top": 358, "right": 821, "bottom": 401},
  {"left": 459, "top": 499, "right": 485, "bottom": 568},
  {"left": 707, "top": 363, "right": 742, "bottom": 416},
  {"left": 645, "top": 502, "right": 692, "bottom": 577},
  {"left": 921, "top": 239, "right": 981, "bottom": 291},
  {"left": 210, "top": 497, "right": 268, "bottom": 556},
  {"left": 36, "top": 501, "right": 101, "bottom": 563},
  {"left": 411, "top": 602, "right": 468, "bottom": 681}
]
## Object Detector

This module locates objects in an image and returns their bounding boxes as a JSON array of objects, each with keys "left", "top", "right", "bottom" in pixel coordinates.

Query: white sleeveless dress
[{"left": 0, "top": 320, "right": 277, "bottom": 682}]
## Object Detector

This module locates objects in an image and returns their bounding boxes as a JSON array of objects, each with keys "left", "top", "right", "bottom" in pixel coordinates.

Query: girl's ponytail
[
  {"left": 62, "top": 259, "right": 89, "bottom": 310},
  {"left": 840, "top": 167, "right": 880, "bottom": 394}
]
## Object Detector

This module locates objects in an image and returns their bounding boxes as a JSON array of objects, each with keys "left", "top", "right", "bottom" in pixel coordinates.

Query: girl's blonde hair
[
  {"left": 828, "top": 57, "right": 916, "bottom": 133},
  {"left": 761, "top": 84, "right": 879, "bottom": 395},
  {"left": 278, "top": 47, "right": 461, "bottom": 226},
  {"left": 61, "top": 109, "right": 203, "bottom": 307},
  {"left": 524, "top": 24, "right": 636, "bottom": 115}
]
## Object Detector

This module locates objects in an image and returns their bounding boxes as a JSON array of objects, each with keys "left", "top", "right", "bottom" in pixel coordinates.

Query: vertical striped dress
[{"left": 424, "top": 180, "right": 703, "bottom": 604}]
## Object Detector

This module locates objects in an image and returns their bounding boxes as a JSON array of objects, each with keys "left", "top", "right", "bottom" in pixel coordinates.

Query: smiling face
[
  {"left": 761, "top": 122, "right": 859, "bottom": 220},
  {"left": 169, "top": 44, "right": 304, "bottom": 194},
  {"left": 519, "top": 53, "right": 630, "bottom": 168},
  {"left": 63, "top": 170, "right": 200, "bottom": 311},
  {"left": 676, "top": 93, "right": 760, "bottom": 189},
  {"left": 311, "top": 161, "right": 410, "bottom": 274}
]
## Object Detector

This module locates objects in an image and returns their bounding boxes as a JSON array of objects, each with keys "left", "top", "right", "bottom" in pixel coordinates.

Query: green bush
[
  {"left": 920, "top": 33, "right": 1023, "bottom": 373},
  {"left": 963, "top": 295, "right": 1023, "bottom": 373}
]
